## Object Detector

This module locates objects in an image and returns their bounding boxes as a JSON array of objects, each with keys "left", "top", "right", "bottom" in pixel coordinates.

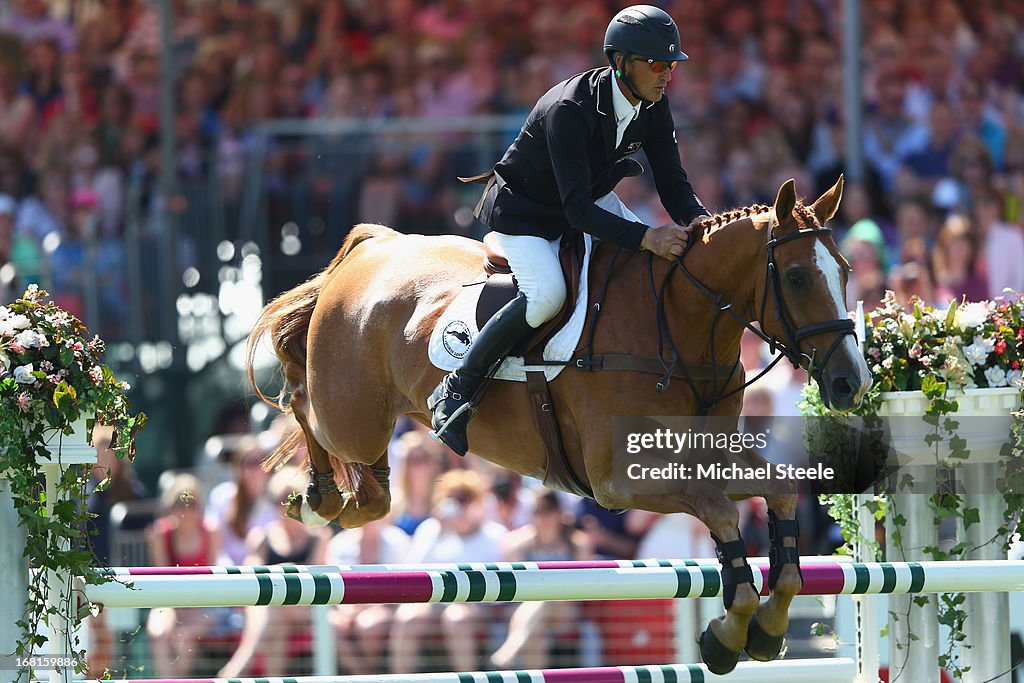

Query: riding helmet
[{"left": 604, "top": 5, "right": 688, "bottom": 63}]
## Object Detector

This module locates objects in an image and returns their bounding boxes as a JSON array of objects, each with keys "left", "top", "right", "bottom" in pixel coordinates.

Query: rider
[{"left": 429, "top": 4, "right": 712, "bottom": 455}]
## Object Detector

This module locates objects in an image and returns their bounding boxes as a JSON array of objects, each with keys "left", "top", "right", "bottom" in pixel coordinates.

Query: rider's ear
[
  {"left": 811, "top": 173, "right": 844, "bottom": 224},
  {"left": 773, "top": 178, "right": 797, "bottom": 225}
]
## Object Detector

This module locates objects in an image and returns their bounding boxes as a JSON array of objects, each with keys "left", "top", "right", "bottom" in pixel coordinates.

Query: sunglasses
[{"left": 634, "top": 57, "right": 678, "bottom": 74}]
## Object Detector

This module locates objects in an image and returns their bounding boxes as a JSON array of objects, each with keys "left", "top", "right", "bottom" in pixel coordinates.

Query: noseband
[{"left": 654, "top": 217, "right": 856, "bottom": 413}]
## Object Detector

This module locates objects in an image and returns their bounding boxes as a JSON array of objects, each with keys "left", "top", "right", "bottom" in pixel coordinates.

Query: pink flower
[
  {"left": 89, "top": 366, "right": 103, "bottom": 384},
  {"left": 995, "top": 339, "right": 1007, "bottom": 355},
  {"left": 9, "top": 342, "right": 24, "bottom": 354},
  {"left": 1013, "top": 360, "right": 1021, "bottom": 371},
  {"left": 39, "top": 360, "right": 53, "bottom": 372},
  {"left": 17, "top": 392, "right": 30, "bottom": 411}
]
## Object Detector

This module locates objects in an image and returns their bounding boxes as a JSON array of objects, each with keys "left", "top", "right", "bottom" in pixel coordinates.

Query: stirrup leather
[
  {"left": 711, "top": 533, "right": 756, "bottom": 610},
  {"left": 767, "top": 509, "right": 802, "bottom": 590}
]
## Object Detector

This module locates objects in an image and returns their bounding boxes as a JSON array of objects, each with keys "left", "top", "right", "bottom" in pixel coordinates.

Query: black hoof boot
[
  {"left": 699, "top": 624, "right": 741, "bottom": 675},
  {"left": 744, "top": 612, "right": 786, "bottom": 661}
]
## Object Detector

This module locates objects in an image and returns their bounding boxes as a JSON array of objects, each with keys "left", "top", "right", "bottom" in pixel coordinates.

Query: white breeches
[{"left": 490, "top": 192, "right": 641, "bottom": 328}]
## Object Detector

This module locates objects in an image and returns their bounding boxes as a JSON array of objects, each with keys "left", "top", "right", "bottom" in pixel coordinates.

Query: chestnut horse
[{"left": 246, "top": 177, "right": 870, "bottom": 673}]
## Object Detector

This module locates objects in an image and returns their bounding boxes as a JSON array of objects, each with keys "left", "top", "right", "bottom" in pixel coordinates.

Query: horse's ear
[
  {"left": 811, "top": 173, "right": 844, "bottom": 224},
  {"left": 773, "top": 178, "right": 797, "bottom": 224}
]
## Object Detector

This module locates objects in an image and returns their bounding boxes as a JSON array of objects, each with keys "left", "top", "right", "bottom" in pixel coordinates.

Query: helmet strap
[{"left": 614, "top": 53, "right": 647, "bottom": 104}]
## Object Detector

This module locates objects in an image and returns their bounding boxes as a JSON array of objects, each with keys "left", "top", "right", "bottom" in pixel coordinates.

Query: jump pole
[
  {"left": 81, "top": 657, "right": 857, "bottom": 683},
  {"left": 79, "top": 561, "right": 1024, "bottom": 609}
]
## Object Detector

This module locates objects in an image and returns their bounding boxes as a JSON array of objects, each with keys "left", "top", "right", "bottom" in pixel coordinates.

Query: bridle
[{"left": 650, "top": 212, "right": 856, "bottom": 413}]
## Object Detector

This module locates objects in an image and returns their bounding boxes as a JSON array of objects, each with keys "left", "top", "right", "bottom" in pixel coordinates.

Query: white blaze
[{"left": 813, "top": 241, "right": 872, "bottom": 392}]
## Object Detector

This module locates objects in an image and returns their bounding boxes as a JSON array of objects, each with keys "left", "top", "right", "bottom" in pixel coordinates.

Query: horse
[{"left": 245, "top": 176, "right": 871, "bottom": 674}]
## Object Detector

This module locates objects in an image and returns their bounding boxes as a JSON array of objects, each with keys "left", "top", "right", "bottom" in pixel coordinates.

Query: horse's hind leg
[
  {"left": 288, "top": 405, "right": 344, "bottom": 526},
  {"left": 281, "top": 361, "right": 392, "bottom": 528},
  {"left": 744, "top": 492, "right": 803, "bottom": 662},
  {"left": 289, "top": 410, "right": 392, "bottom": 528}
]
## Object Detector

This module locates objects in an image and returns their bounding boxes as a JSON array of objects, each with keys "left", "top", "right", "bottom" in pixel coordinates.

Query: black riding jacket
[{"left": 477, "top": 67, "right": 710, "bottom": 252}]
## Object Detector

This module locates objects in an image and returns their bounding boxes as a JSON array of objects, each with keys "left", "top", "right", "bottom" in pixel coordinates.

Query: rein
[{"left": 574, "top": 215, "right": 856, "bottom": 414}]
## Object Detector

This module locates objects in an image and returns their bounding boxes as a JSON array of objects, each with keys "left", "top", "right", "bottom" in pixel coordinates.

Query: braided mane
[
  {"left": 705, "top": 203, "right": 771, "bottom": 229},
  {"left": 704, "top": 201, "right": 823, "bottom": 230}
]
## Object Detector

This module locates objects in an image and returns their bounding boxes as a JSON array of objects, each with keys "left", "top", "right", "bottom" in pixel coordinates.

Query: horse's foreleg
[
  {"left": 745, "top": 492, "right": 803, "bottom": 662},
  {"left": 594, "top": 486, "right": 758, "bottom": 676},
  {"left": 697, "top": 500, "right": 760, "bottom": 675}
]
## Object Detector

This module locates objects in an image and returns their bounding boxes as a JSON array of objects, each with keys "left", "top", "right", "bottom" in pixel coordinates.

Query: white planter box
[{"left": 876, "top": 387, "right": 1022, "bottom": 466}]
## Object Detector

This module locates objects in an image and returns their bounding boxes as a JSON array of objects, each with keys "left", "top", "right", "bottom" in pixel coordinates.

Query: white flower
[
  {"left": 13, "top": 329, "right": 45, "bottom": 349},
  {"left": 962, "top": 336, "right": 996, "bottom": 366},
  {"left": 956, "top": 301, "right": 992, "bottom": 329},
  {"left": 1006, "top": 369, "right": 1024, "bottom": 389},
  {"left": 13, "top": 364, "right": 36, "bottom": 384},
  {"left": 984, "top": 366, "right": 1008, "bottom": 387},
  {"left": 0, "top": 314, "right": 30, "bottom": 336}
]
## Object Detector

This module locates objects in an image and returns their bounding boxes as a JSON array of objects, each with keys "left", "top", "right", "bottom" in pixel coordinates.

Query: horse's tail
[{"left": 245, "top": 223, "right": 392, "bottom": 471}]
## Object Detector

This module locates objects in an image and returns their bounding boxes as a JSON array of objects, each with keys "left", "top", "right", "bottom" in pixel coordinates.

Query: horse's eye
[{"left": 786, "top": 269, "right": 806, "bottom": 288}]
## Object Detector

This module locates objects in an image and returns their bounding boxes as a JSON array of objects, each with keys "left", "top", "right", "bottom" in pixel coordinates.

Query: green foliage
[
  {"left": 803, "top": 291, "right": 1024, "bottom": 679},
  {"left": 0, "top": 287, "right": 144, "bottom": 680}
]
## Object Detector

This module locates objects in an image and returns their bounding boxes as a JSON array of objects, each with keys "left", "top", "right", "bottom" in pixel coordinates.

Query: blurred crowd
[{"left": 0, "top": 0, "right": 1022, "bottom": 333}]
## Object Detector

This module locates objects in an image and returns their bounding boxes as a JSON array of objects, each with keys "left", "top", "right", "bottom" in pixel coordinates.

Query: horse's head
[{"left": 757, "top": 176, "right": 872, "bottom": 411}]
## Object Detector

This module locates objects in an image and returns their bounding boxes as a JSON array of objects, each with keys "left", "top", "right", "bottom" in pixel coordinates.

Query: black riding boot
[{"left": 429, "top": 294, "right": 532, "bottom": 455}]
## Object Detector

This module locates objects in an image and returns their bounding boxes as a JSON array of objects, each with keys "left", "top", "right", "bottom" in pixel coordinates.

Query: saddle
[{"left": 476, "top": 231, "right": 585, "bottom": 357}]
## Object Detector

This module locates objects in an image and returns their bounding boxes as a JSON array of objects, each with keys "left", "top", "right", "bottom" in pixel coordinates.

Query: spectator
[
  {"left": 0, "top": 49, "right": 36, "bottom": 150},
  {"left": 896, "top": 100, "right": 960, "bottom": 201},
  {"left": 218, "top": 466, "right": 330, "bottom": 678},
  {"left": 204, "top": 434, "right": 279, "bottom": 566},
  {"left": 576, "top": 497, "right": 642, "bottom": 561},
  {"left": 389, "top": 428, "right": 445, "bottom": 536},
  {"left": 389, "top": 470, "right": 506, "bottom": 673},
  {"left": 973, "top": 188, "right": 1024, "bottom": 299},
  {"left": 863, "top": 70, "right": 928, "bottom": 190},
  {"left": 146, "top": 473, "right": 219, "bottom": 679},
  {"left": 1, "top": 0, "right": 76, "bottom": 53},
  {"left": 485, "top": 469, "right": 535, "bottom": 531},
  {"left": 324, "top": 519, "right": 410, "bottom": 674},
  {"left": 842, "top": 218, "right": 890, "bottom": 312},
  {"left": 0, "top": 193, "right": 45, "bottom": 298},
  {"left": 84, "top": 425, "right": 148, "bottom": 677},
  {"left": 491, "top": 490, "right": 590, "bottom": 669},
  {"left": 932, "top": 213, "right": 988, "bottom": 304}
]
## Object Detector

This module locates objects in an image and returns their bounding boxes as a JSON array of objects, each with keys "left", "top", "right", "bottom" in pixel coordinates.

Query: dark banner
[{"left": 610, "top": 416, "right": 1020, "bottom": 495}]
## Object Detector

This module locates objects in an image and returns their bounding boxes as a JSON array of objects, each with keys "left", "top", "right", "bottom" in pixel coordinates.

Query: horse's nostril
[{"left": 831, "top": 376, "right": 854, "bottom": 399}]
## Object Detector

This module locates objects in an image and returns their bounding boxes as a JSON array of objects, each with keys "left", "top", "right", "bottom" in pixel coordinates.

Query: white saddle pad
[{"left": 427, "top": 233, "right": 594, "bottom": 382}]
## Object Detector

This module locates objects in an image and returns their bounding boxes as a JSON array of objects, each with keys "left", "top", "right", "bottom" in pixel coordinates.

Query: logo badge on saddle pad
[{"left": 442, "top": 320, "right": 472, "bottom": 359}]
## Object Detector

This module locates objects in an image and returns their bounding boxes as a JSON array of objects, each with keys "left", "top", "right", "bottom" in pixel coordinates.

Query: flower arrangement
[
  {"left": 0, "top": 286, "right": 144, "bottom": 679},
  {"left": 863, "top": 291, "right": 1024, "bottom": 394}
]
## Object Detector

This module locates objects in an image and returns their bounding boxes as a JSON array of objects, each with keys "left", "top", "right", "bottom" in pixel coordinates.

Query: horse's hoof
[
  {"left": 744, "top": 613, "right": 786, "bottom": 662},
  {"left": 699, "top": 625, "right": 741, "bottom": 675}
]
